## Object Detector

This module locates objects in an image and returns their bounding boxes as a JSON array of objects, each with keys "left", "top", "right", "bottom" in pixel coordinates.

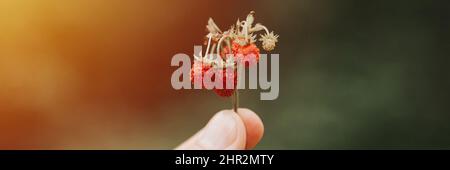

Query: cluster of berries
[{"left": 190, "top": 11, "right": 279, "bottom": 97}]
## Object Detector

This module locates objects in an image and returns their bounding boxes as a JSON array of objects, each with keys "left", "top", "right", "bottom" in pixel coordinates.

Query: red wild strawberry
[
  {"left": 212, "top": 68, "right": 237, "bottom": 97},
  {"left": 221, "top": 40, "right": 260, "bottom": 68},
  {"left": 190, "top": 63, "right": 237, "bottom": 97},
  {"left": 190, "top": 62, "right": 211, "bottom": 88}
]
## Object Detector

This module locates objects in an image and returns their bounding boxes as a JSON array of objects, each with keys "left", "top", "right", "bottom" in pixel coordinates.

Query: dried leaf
[
  {"left": 249, "top": 23, "right": 265, "bottom": 33},
  {"left": 207, "top": 18, "right": 222, "bottom": 34}
]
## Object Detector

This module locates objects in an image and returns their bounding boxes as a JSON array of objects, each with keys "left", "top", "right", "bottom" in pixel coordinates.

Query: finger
[
  {"left": 176, "top": 110, "right": 246, "bottom": 150},
  {"left": 236, "top": 108, "right": 264, "bottom": 149}
]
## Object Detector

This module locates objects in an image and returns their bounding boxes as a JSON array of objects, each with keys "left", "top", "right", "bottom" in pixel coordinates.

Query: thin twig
[{"left": 233, "top": 89, "right": 238, "bottom": 112}]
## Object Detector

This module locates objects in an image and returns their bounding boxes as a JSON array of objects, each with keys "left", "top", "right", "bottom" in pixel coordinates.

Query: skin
[{"left": 176, "top": 108, "right": 264, "bottom": 150}]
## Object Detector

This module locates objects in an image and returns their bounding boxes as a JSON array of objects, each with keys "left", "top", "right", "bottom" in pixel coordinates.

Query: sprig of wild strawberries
[{"left": 190, "top": 11, "right": 279, "bottom": 111}]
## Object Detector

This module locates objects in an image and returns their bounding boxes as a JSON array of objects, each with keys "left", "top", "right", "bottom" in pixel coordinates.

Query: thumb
[{"left": 176, "top": 110, "right": 247, "bottom": 150}]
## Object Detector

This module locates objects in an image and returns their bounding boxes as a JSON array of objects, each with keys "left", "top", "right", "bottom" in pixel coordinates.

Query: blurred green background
[{"left": 165, "top": 0, "right": 450, "bottom": 149}]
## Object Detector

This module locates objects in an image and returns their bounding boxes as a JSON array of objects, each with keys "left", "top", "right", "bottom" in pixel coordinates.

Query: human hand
[{"left": 176, "top": 108, "right": 264, "bottom": 150}]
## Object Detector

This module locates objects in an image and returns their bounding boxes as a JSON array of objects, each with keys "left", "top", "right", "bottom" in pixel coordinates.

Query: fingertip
[
  {"left": 236, "top": 108, "right": 264, "bottom": 149},
  {"left": 176, "top": 109, "right": 263, "bottom": 150},
  {"left": 177, "top": 110, "right": 247, "bottom": 150}
]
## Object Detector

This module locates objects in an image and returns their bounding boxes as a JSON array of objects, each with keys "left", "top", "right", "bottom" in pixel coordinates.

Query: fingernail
[{"left": 198, "top": 110, "right": 238, "bottom": 149}]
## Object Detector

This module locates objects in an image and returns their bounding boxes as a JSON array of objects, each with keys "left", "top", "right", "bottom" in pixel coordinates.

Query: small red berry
[
  {"left": 190, "top": 63, "right": 237, "bottom": 97},
  {"left": 190, "top": 62, "right": 211, "bottom": 88},
  {"left": 213, "top": 88, "right": 235, "bottom": 97},
  {"left": 212, "top": 68, "right": 237, "bottom": 97},
  {"left": 221, "top": 40, "right": 260, "bottom": 68}
]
